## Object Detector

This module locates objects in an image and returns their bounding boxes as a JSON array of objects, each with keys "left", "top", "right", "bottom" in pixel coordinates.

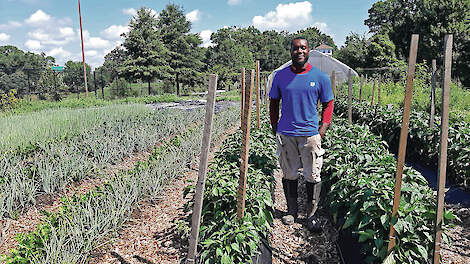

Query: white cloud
[
  {"left": 59, "top": 27, "right": 74, "bottom": 38},
  {"left": 80, "top": 30, "right": 112, "bottom": 49},
  {"left": 186, "top": 9, "right": 201, "bottom": 23},
  {"left": 199, "top": 30, "right": 214, "bottom": 48},
  {"left": 149, "top": 9, "right": 158, "bottom": 18},
  {"left": 0, "top": 33, "right": 11, "bottom": 42},
  {"left": 25, "top": 9, "right": 51, "bottom": 25},
  {"left": 0, "top": 21, "right": 22, "bottom": 30},
  {"left": 313, "top": 22, "right": 328, "bottom": 33},
  {"left": 25, "top": 39, "right": 41, "bottom": 49},
  {"left": 85, "top": 50, "right": 98, "bottom": 57},
  {"left": 122, "top": 8, "right": 137, "bottom": 16},
  {"left": 252, "top": 1, "right": 313, "bottom": 32},
  {"left": 228, "top": 0, "right": 241, "bottom": 5},
  {"left": 101, "top": 25, "right": 129, "bottom": 39},
  {"left": 47, "top": 47, "right": 71, "bottom": 58},
  {"left": 28, "top": 29, "right": 49, "bottom": 40}
]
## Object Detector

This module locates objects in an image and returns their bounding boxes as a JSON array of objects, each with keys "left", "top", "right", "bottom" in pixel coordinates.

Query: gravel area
[{"left": 441, "top": 206, "right": 470, "bottom": 264}]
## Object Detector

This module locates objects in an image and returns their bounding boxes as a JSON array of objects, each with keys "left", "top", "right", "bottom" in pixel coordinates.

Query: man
[{"left": 269, "top": 37, "right": 334, "bottom": 232}]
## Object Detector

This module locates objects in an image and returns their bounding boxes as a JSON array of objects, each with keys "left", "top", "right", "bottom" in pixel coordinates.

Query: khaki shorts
[{"left": 276, "top": 133, "right": 325, "bottom": 183}]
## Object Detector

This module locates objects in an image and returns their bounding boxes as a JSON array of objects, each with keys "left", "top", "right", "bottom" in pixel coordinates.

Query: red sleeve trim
[{"left": 321, "top": 99, "right": 334, "bottom": 124}]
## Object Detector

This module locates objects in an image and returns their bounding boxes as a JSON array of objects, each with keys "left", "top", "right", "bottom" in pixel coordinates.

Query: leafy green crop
[
  {"left": 323, "top": 118, "right": 454, "bottom": 263},
  {"left": 334, "top": 99, "right": 470, "bottom": 189}
]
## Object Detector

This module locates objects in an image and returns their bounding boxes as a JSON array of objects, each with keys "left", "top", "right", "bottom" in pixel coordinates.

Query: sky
[{"left": 0, "top": 0, "right": 378, "bottom": 68}]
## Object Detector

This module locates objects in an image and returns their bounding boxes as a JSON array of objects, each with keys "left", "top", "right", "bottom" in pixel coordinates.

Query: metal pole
[
  {"left": 78, "top": 0, "right": 89, "bottom": 97},
  {"left": 187, "top": 74, "right": 218, "bottom": 264},
  {"left": 433, "top": 34, "right": 453, "bottom": 264},
  {"left": 387, "top": 34, "right": 419, "bottom": 254},
  {"left": 94, "top": 70, "right": 97, "bottom": 98}
]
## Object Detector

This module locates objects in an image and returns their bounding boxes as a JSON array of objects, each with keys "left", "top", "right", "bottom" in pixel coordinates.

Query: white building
[{"left": 315, "top": 43, "right": 333, "bottom": 56}]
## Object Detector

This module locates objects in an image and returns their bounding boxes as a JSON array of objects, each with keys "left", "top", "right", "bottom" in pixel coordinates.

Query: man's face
[{"left": 291, "top": 39, "right": 309, "bottom": 67}]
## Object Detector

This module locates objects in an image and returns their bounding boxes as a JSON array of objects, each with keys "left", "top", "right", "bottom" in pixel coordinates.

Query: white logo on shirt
[{"left": 310, "top": 82, "right": 316, "bottom": 87}]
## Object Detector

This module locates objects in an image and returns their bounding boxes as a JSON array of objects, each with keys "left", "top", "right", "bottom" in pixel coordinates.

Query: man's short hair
[{"left": 291, "top": 36, "right": 308, "bottom": 48}]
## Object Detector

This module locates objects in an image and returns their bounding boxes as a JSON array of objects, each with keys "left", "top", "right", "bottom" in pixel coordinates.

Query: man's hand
[{"left": 319, "top": 122, "right": 329, "bottom": 138}]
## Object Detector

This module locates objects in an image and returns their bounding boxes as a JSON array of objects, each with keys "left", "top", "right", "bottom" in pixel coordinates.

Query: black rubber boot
[
  {"left": 282, "top": 178, "right": 298, "bottom": 225},
  {"left": 306, "top": 181, "right": 322, "bottom": 232}
]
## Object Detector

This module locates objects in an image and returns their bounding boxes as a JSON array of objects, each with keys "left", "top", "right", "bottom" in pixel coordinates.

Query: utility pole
[{"left": 78, "top": 0, "right": 89, "bottom": 97}]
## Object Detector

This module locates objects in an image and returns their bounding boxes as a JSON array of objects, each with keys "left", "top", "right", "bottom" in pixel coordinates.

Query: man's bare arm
[{"left": 270, "top": 98, "right": 280, "bottom": 135}]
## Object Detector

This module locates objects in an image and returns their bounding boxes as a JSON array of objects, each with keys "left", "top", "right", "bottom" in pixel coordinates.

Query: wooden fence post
[
  {"left": 429, "top": 59, "right": 437, "bottom": 128},
  {"left": 347, "top": 69, "right": 353, "bottom": 125},
  {"left": 433, "top": 34, "right": 453, "bottom": 264},
  {"left": 377, "top": 75, "right": 382, "bottom": 105},
  {"left": 241, "top": 68, "right": 245, "bottom": 130},
  {"left": 256, "top": 61, "right": 261, "bottom": 130},
  {"left": 187, "top": 74, "right": 218, "bottom": 264},
  {"left": 387, "top": 34, "right": 419, "bottom": 254},
  {"left": 237, "top": 69, "right": 254, "bottom": 220},
  {"left": 265, "top": 77, "right": 269, "bottom": 113},
  {"left": 100, "top": 69, "right": 104, "bottom": 100},
  {"left": 370, "top": 79, "right": 376, "bottom": 106},
  {"left": 359, "top": 75, "right": 363, "bottom": 103}
]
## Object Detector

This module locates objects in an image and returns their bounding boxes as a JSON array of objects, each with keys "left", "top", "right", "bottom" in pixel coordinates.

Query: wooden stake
[
  {"left": 433, "top": 34, "right": 453, "bottom": 264},
  {"left": 378, "top": 75, "right": 382, "bottom": 105},
  {"left": 187, "top": 74, "right": 218, "bottom": 264},
  {"left": 241, "top": 68, "right": 245, "bottom": 130},
  {"left": 331, "top": 70, "right": 336, "bottom": 99},
  {"left": 429, "top": 59, "right": 437, "bottom": 128},
  {"left": 370, "top": 79, "right": 376, "bottom": 106},
  {"left": 265, "top": 77, "right": 269, "bottom": 113},
  {"left": 387, "top": 34, "right": 419, "bottom": 254},
  {"left": 256, "top": 61, "right": 261, "bottom": 130},
  {"left": 347, "top": 69, "right": 352, "bottom": 125},
  {"left": 359, "top": 75, "right": 363, "bottom": 103},
  {"left": 237, "top": 70, "right": 254, "bottom": 220}
]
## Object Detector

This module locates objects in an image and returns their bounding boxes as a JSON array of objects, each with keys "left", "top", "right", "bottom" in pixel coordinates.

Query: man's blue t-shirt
[{"left": 269, "top": 64, "right": 334, "bottom": 136}]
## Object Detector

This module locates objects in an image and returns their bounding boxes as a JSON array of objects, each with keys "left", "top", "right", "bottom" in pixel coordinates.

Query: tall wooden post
[
  {"left": 256, "top": 61, "right": 260, "bottom": 129},
  {"left": 377, "top": 75, "right": 382, "bottom": 106},
  {"left": 429, "top": 59, "right": 437, "bottom": 128},
  {"left": 359, "top": 74, "right": 364, "bottom": 102},
  {"left": 237, "top": 70, "right": 254, "bottom": 220},
  {"left": 187, "top": 74, "right": 218, "bottom": 264},
  {"left": 331, "top": 70, "right": 336, "bottom": 99},
  {"left": 347, "top": 69, "right": 353, "bottom": 125},
  {"left": 78, "top": 0, "right": 88, "bottom": 97},
  {"left": 370, "top": 79, "right": 376, "bottom": 106},
  {"left": 241, "top": 68, "right": 245, "bottom": 130},
  {"left": 433, "top": 35, "right": 453, "bottom": 264},
  {"left": 387, "top": 34, "right": 419, "bottom": 254},
  {"left": 264, "top": 77, "right": 269, "bottom": 113}
]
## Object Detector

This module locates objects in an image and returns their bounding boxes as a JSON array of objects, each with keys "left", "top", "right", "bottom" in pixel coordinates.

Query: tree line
[{"left": 336, "top": 0, "right": 470, "bottom": 87}]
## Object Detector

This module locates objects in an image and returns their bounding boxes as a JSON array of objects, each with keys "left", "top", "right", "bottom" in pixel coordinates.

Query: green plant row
[
  {"left": 180, "top": 114, "right": 277, "bottom": 264},
  {"left": 333, "top": 99, "right": 470, "bottom": 189},
  {"left": 323, "top": 118, "right": 455, "bottom": 263},
  {"left": 1, "top": 105, "right": 240, "bottom": 264},
  {"left": 0, "top": 108, "right": 204, "bottom": 219}
]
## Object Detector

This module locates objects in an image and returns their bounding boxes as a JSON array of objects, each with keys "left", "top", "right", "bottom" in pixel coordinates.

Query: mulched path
[
  {"left": 441, "top": 205, "right": 470, "bottom": 264},
  {"left": 270, "top": 172, "right": 341, "bottom": 264}
]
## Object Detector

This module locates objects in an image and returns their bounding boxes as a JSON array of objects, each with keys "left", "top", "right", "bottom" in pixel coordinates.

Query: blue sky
[{"left": 0, "top": 0, "right": 378, "bottom": 68}]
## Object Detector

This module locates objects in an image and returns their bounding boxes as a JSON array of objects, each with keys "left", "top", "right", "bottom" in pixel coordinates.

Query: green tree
[
  {"left": 121, "top": 7, "right": 171, "bottom": 95},
  {"left": 292, "top": 27, "right": 337, "bottom": 52},
  {"left": 365, "top": 33, "right": 397, "bottom": 68},
  {"left": 63, "top": 61, "right": 91, "bottom": 95},
  {"left": 335, "top": 33, "right": 369, "bottom": 69},
  {"left": 157, "top": 4, "right": 205, "bottom": 95},
  {"left": 103, "top": 46, "right": 126, "bottom": 82}
]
